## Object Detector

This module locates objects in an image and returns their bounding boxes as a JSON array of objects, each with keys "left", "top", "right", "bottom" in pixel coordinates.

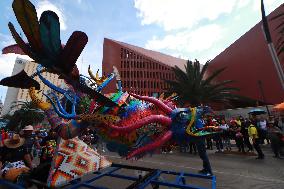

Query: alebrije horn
[{"left": 130, "top": 93, "right": 173, "bottom": 114}]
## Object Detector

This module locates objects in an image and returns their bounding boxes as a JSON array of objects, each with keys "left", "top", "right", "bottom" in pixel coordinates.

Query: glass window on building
[{"left": 120, "top": 48, "right": 123, "bottom": 59}]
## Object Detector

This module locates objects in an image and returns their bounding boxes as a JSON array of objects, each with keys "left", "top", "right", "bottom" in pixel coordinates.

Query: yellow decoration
[
  {"left": 186, "top": 107, "right": 197, "bottom": 136},
  {"left": 28, "top": 87, "right": 51, "bottom": 110},
  {"left": 88, "top": 66, "right": 107, "bottom": 85}
]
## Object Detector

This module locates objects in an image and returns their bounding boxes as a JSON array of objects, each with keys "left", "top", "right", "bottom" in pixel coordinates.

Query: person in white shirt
[
  {"left": 258, "top": 117, "right": 269, "bottom": 144},
  {"left": 219, "top": 120, "right": 231, "bottom": 151}
]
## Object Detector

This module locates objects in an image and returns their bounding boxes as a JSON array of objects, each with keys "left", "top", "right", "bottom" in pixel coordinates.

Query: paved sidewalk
[{"left": 99, "top": 145, "right": 284, "bottom": 189}]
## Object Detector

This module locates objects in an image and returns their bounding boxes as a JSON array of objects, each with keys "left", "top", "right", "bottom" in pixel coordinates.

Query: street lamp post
[
  {"left": 258, "top": 80, "right": 271, "bottom": 116},
  {"left": 261, "top": 0, "right": 284, "bottom": 90}
]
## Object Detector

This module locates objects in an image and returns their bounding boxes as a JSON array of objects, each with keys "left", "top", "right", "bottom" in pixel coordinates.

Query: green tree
[
  {"left": 4, "top": 101, "right": 45, "bottom": 131},
  {"left": 166, "top": 60, "right": 240, "bottom": 107}
]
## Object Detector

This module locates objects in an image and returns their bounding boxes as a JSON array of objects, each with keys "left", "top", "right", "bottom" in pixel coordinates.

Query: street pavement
[
  {"left": 3, "top": 144, "right": 282, "bottom": 189},
  {"left": 95, "top": 145, "right": 284, "bottom": 189}
]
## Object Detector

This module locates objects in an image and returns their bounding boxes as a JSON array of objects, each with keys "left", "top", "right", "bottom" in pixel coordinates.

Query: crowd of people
[
  {"left": 0, "top": 114, "right": 283, "bottom": 186},
  {"left": 0, "top": 126, "right": 57, "bottom": 187},
  {"left": 0, "top": 125, "right": 104, "bottom": 187},
  {"left": 178, "top": 114, "right": 284, "bottom": 159}
]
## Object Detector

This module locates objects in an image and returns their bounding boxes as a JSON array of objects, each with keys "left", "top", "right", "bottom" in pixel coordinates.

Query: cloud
[
  {"left": 237, "top": 0, "right": 251, "bottom": 8},
  {"left": 136, "top": 0, "right": 283, "bottom": 63},
  {"left": 145, "top": 24, "right": 222, "bottom": 54},
  {"left": 0, "top": 54, "right": 17, "bottom": 77},
  {"left": 253, "top": 0, "right": 283, "bottom": 13},
  {"left": 36, "top": 0, "right": 67, "bottom": 30},
  {"left": 0, "top": 33, "right": 14, "bottom": 47},
  {"left": 134, "top": 0, "right": 237, "bottom": 31},
  {"left": 0, "top": 33, "right": 15, "bottom": 77}
]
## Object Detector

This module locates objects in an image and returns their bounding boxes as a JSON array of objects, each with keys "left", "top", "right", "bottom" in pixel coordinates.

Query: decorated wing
[
  {"left": 2, "top": 44, "right": 26, "bottom": 55},
  {"left": 12, "top": 0, "right": 42, "bottom": 54},
  {"left": 59, "top": 31, "right": 88, "bottom": 74},
  {"left": 0, "top": 70, "right": 40, "bottom": 89},
  {"left": 39, "top": 11, "right": 62, "bottom": 61}
]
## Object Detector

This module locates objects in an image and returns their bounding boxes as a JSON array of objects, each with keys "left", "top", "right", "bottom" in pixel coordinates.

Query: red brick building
[
  {"left": 208, "top": 5, "right": 284, "bottom": 106},
  {"left": 102, "top": 38, "right": 186, "bottom": 96}
]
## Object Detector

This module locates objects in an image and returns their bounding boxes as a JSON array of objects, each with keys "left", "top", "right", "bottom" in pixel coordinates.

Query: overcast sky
[{"left": 0, "top": 0, "right": 283, "bottom": 101}]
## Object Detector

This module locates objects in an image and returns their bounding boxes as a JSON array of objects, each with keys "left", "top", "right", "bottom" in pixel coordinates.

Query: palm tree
[
  {"left": 166, "top": 60, "right": 240, "bottom": 107},
  {"left": 4, "top": 100, "right": 45, "bottom": 131}
]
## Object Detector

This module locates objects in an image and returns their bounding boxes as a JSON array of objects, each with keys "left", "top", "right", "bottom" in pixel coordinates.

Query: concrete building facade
[
  {"left": 2, "top": 57, "right": 64, "bottom": 115},
  {"left": 102, "top": 38, "right": 186, "bottom": 96},
  {"left": 208, "top": 5, "right": 284, "bottom": 106}
]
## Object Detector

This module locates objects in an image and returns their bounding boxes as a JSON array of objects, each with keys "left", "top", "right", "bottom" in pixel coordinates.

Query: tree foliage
[
  {"left": 4, "top": 101, "right": 45, "bottom": 131},
  {"left": 166, "top": 60, "right": 241, "bottom": 107}
]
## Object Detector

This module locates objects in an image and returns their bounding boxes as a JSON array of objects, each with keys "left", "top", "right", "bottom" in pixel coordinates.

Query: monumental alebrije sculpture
[{"left": 0, "top": 0, "right": 216, "bottom": 160}]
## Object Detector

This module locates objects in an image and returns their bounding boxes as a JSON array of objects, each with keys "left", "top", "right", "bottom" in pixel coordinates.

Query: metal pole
[
  {"left": 261, "top": 0, "right": 284, "bottom": 90},
  {"left": 258, "top": 80, "right": 271, "bottom": 116}
]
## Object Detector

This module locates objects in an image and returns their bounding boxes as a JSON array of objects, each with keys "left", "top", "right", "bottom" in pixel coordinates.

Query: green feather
[{"left": 40, "top": 11, "right": 62, "bottom": 60}]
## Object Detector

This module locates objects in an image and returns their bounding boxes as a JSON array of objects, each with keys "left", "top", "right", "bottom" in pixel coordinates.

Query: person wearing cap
[
  {"left": 21, "top": 125, "right": 40, "bottom": 155},
  {"left": 0, "top": 134, "right": 32, "bottom": 182},
  {"left": 248, "top": 121, "right": 264, "bottom": 159}
]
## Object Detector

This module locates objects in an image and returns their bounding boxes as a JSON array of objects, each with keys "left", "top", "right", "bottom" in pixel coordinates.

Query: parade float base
[{"left": 0, "top": 163, "right": 216, "bottom": 189}]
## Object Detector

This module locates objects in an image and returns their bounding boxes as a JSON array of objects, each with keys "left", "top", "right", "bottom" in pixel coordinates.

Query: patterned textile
[
  {"left": 1, "top": 161, "right": 26, "bottom": 173},
  {"left": 47, "top": 137, "right": 111, "bottom": 187},
  {"left": 1, "top": 161, "right": 29, "bottom": 182}
]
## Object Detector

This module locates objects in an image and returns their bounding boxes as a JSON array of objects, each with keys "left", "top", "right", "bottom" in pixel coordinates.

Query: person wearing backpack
[{"left": 248, "top": 121, "right": 264, "bottom": 159}]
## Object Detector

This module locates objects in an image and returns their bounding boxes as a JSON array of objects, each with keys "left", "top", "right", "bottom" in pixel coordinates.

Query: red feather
[
  {"left": 8, "top": 22, "right": 34, "bottom": 59},
  {"left": 60, "top": 31, "right": 88, "bottom": 73}
]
